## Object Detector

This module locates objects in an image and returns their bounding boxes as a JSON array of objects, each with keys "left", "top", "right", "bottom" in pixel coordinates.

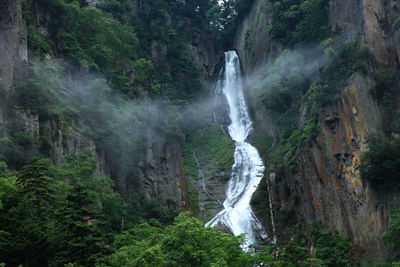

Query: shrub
[
  {"left": 360, "top": 139, "right": 400, "bottom": 192},
  {"left": 268, "top": 0, "right": 331, "bottom": 46},
  {"left": 311, "top": 227, "right": 354, "bottom": 267}
]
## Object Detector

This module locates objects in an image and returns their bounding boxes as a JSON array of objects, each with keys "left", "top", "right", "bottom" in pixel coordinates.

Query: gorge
[{"left": 0, "top": 0, "right": 400, "bottom": 265}]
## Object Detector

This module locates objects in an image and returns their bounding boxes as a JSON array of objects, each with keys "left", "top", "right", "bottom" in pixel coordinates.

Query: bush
[
  {"left": 268, "top": 0, "right": 331, "bottom": 46},
  {"left": 374, "top": 69, "right": 396, "bottom": 103},
  {"left": 311, "top": 227, "right": 354, "bottom": 267},
  {"left": 360, "top": 139, "right": 400, "bottom": 191},
  {"left": 383, "top": 205, "right": 400, "bottom": 252}
]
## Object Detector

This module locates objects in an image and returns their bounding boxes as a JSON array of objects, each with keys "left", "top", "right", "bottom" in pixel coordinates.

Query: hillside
[{"left": 1, "top": 0, "right": 400, "bottom": 266}]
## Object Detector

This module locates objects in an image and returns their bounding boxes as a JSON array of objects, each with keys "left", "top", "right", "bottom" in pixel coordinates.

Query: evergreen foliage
[
  {"left": 268, "top": 0, "right": 331, "bottom": 46},
  {"left": 383, "top": 205, "right": 400, "bottom": 253},
  {"left": 360, "top": 139, "right": 400, "bottom": 192},
  {"left": 0, "top": 153, "right": 165, "bottom": 266},
  {"left": 2, "top": 0, "right": 399, "bottom": 266},
  {"left": 311, "top": 227, "right": 354, "bottom": 267}
]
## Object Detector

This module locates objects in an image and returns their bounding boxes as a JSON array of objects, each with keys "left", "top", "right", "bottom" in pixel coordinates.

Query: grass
[
  {"left": 183, "top": 125, "right": 234, "bottom": 176},
  {"left": 182, "top": 125, "right": 235, "bottom": 215},
  {"left": 187, "top": 178, "right": 200, "bottom": 217}
]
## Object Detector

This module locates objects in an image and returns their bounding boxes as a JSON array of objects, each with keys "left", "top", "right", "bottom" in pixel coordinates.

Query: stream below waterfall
[{"left": 206, "top": 51, "right": 267, "bottom": 247}]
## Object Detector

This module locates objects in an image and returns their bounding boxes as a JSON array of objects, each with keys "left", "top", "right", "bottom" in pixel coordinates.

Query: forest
[{"left": 1, "top": 0, "right": 400, "bottom": 266}]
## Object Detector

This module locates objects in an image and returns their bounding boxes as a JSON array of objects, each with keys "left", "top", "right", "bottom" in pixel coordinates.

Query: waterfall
[{"left": 206, "top": 51, "right": 267, "bottom": 247}]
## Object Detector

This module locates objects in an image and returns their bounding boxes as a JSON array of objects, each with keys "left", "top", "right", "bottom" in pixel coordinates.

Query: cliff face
[
  {"left": 331, "top": 0, "right": 400, "bottom": 68},
  {"left": 235, "top": 0, "right": 400, "bottom": 257},
  {"left": 0, "top": 0, "right": 221, "bottom": 215},
  {"left": 295, "top": 73, "right": 388, "bottom": 256},
  {"left": 0, "top": 0, "right": 27, "bottom": 92},
  {"left": 233, "top": 0, "right": 281, "bottom": 74},
  {"left": 233, "top": 0, "right": 281, "bottom": 138}
]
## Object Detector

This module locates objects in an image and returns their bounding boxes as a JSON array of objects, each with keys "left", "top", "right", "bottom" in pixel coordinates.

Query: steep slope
[
  {"left": 234, "top": 0, "right": 400, "bottom": 258},
  {"left": 0, "top": 0, "right": 221, "bottom": 215}
]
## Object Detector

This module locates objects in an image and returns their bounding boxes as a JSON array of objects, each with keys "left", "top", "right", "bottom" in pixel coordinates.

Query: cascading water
[{"left": 206, "top": 51, "right": 267, "bottom": 247}]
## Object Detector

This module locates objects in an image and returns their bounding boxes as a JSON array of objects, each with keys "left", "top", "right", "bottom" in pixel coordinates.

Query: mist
[
  {"left": 13, "top": 58, "right": 223, "bottom": 191},
  {"left": 243, "top": 43, "right": 336, "bottom": 97}
]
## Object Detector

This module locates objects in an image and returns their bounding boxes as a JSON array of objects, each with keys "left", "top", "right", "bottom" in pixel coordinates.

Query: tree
[
  {"left": 16, "top": 157, "right": 54, "bottom": 215},
  {"left": 53, "top": 185, "right": 108, "bottom": 266},
  {"left": 280, "top": 241, "right": 321, "bottom": 266},
  {"left": 160, "top": 213, "right": 256, "bottom": 266},
  {"left": 360, "top": 139, "right": 400, "bottom": 191},
  {"left": 383, "top": 205, "right": 400, "bottom": 253},
  {"left": 311, "top": 227, "right": 353, "bottom": 267},
  {"left": 0, "top": 158, "right": 56, "bottom": 266}
]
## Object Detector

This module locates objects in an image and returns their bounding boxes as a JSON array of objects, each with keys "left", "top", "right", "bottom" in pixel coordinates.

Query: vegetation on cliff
[
  {"left": 246, "top": 0, "right": 400, "bottom": 263},
  {"left": 2, "top": 0, "right": 400, "bottom": 265},
  {"left": 267, "top": 0, "right": 331, "bottom": 46},
  {"left": 361, "top": 139, "right": 400, "bottom": 192}
]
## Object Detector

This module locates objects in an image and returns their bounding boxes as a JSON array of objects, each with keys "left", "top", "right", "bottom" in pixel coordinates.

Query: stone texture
[
  {"left": 234, "top": 0, "right": 400, "bottom": 258},
  {"left": 297, "top": 74, "right": 388, "bottom": 257},
  {"left": 137, "top": 126, "right": 187, "bottom": 213},
  {"left": 331, "top": 0, "right": 400, "bottom": 68},
  {"left": 233, "top": 0, "right": 281, "bottom": 75},
  {"left": 0, "top": 0, "right": 27, "bottom": 92}
]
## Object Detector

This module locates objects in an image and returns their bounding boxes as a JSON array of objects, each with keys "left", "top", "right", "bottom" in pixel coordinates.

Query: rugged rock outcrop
[
  {"left": 234, "top": 0, "right": 400, "bottom": 258},
  {"left": 0, "top": 0, "right": 221, "bottom": 215},
  {"left": 331, "top": 0, "right": 400, "bottom": 68},
  {"left": 293, "top": 73, "right": 388, "bottom": 257},
  {"left": 138, "top": 128, "right": 187, "bottom": 212},
  {"left": 233, "top": 0, "right": 281, "bottom": 75},
  {"left": 0, "top": 0, "right": 27, "bottom": 92}
]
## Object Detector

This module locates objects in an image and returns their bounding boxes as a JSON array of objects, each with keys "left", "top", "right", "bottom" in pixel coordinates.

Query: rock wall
[
  {"left": 137, "top": 127, "right": 186, "bottom": 212},
  {"left": 0, "top": 0, "right": 27, "bottom": 92},
  {"left": 294, "top": 74, "right": 388, "bottom": 256},
  {"left": 233, "top": 0, "right": 281, "bottom": 75},
  {"left": 331, "top": 0, "right": 400, "bottom": 68},
  {"left": 0, "top": 0, "right": 221, "bottom": 215},
  {"left": 233, "top": 0, "right": 281, "bottom": 138},
  {"left": 234, "top": 0, "right": 400, "bottom": 258}
]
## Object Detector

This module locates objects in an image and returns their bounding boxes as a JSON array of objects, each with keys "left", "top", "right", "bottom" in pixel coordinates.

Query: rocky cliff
[
  {"left": 234, "top": 0, "right": 400, "bottom": 258},
  {"left": 0, "top": 0, "right": 27, "bottom": 92},
  {"left": 0, "top": 0, "right": 221, "bottom": 215}
]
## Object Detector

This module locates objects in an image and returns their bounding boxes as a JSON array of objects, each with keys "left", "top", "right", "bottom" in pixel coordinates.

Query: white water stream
[{"left": 206, "top": 51, "right": 267, "bottom": 246}]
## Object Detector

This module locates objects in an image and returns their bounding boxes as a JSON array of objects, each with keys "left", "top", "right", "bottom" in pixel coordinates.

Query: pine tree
[
  {"left": 2, "top": 158, "right": 56, "bottom": 266},
  {"left": 16, "top": 157, "right": 54, "bottom": 215},
  {"left": 53, "top": 185, "right": 108, "bottom": 266}
]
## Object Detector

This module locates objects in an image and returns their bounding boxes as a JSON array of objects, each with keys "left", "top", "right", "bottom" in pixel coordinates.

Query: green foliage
[
  {"left": 53, "top": 185, "right": 108, "bottom": 266},
  {"left": 360, "top": 139, "right": 400, "bottom": 192},
  {"left": 109, "top": 212, "right": 267, "bottom": 267},
  {"left": 0, "top": 153, "right": 169, "bottom": 266},
  {"left": 311, "top": 226, "right": 354, "bottom": 267},
  {"left": 14, "top": 76, "right": 60, "bottom": 115},
  {"left": 374, "top": 69, "right": 397, "bottom": 104},
  {"left": 27, "top": 25, "right": 54, "bottom": 56},
  {"left": 134, "top": 58, "right": 155, "bottom": 85},
  {"left": 183, "top": 125, "right": 234, "bottom": 176},
  {"left": 205, "top": 0, "right": 255, "bottom": 49},
  {"left": 372, "top": 69, "right": 399, "bottom": 135},
  {"left": 182, "top": 125, "right": 234, "bottom": 214},
  {"left": 253, "top": 49, "right": 309, "bottom": 131},
  {"left": 187, "top": 178, "right": 201, "bottom": 217},
  {"left": 23, "top": 0, "right": 245, "bottom": 102},
  {"left": 280, "top": 241, "right": 320, "bottom": 266},
  {"left": 268, "top": 0, "right": 331, "bottom": 46},
  {"left": 26, "top": 0, "right": 139, "bottom": 94},
  {"left": 304, "top": 41, "right": 370, "bottom": 109},
  {"left": 271, "top": 129, "right": 305, "bottom": 173},
  {"left": 383, "top": 205, "right": 400, "bottom": 253},
  {"left": 248, "top": 130, "right": 274, "bottom": 159},
  {"left": 17, "top": 157, "right": 54, "bottom": 213}
]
